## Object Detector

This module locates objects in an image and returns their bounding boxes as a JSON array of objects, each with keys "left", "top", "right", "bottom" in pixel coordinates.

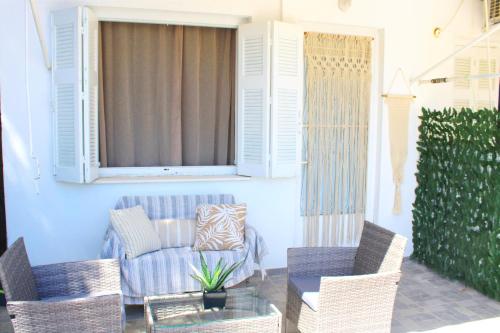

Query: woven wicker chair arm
[
  {"left": 316, "top": 271, "right": 401, "bottom": 330},
  {"left": 287, "top": 247, "right": 357, "bottom": 277},
  {"left": 6, "top": 293, "right": 123, "bottom": 333},
  {"left": 32, "top": 258, "right": 121, "bottom": 299}
]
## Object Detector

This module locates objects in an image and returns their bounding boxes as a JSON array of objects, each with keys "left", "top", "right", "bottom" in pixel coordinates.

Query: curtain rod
[
  {"left": 411, "top": 23, "right": 500, "bottom": 84},
  {"left": 28, "top": 0, "right": 51, "bottom": 70},
  {"left": 418, "top": 72, "right": 500, "bottom": 84}
]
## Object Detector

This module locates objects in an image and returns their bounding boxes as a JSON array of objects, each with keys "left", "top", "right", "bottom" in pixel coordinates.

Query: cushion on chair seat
[
  {"left": 289, "top": 276, "right": 321, "bottom": 311},
  {"left": 41, "top": 290, "right": 122, "bottom": 303}
]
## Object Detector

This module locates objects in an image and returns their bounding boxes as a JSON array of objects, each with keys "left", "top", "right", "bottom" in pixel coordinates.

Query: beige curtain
[
  {"left": 99, "top": 22, "right": 235, "bottom": 167},
  {"left": 302, "top": 33, "right": 372, "bottom": 246},
  {"left": 385, "top": 95, "right": 413, "bottom": 214}
]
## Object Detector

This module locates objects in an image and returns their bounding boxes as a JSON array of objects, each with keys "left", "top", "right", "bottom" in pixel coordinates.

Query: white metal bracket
[{"left": 28, "top": 0, "right": 51, "bottom": 70}]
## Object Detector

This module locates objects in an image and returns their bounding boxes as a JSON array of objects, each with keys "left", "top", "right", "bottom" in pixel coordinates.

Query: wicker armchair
[
  {"left": 287, "top": 221, "right": 407, "bottom": 333},
  {"left": 0, "top": 238, "right": 123, "bottom": 333}
]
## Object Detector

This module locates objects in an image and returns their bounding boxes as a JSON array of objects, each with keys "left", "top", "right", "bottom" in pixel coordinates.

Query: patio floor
[{"left": 0, "top": 258, "right": 499, "bottom": 332}]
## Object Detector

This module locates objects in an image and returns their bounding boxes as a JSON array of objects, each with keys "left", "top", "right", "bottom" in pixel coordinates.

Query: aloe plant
[{"left": 191, "top": 251, "right": 248, "bottom": 292}]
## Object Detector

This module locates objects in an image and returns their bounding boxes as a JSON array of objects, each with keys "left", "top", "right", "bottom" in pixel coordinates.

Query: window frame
[{"left": 92, "top": 7, "right": 250, "bottom": 178}]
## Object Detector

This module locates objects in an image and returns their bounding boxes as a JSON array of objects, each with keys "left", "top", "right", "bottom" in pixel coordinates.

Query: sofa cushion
[
  {"left": 193, "top": 203, "right": 246, "bottom": 250},
  {"left": 289, "top": 276, "right": 321, "bottom": 311},
  {"left": 110, "top": 206, "right": 162, "bottom": 259},
  {"left": 152, "top": 219, "right": 196, "bottom": 248}
]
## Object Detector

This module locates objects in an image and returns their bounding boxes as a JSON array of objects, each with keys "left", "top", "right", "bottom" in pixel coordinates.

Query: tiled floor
[{"left": 1, "top": 259, "right": 499, "bottom": 332}]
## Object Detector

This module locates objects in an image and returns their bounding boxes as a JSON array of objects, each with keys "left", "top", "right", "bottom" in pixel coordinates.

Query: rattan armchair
[
  {"left": 286, "top": 221, "right": 407, "bottom": 333},
  {"left": 0, "top": 238, "right": 123, "bottom": 333}
]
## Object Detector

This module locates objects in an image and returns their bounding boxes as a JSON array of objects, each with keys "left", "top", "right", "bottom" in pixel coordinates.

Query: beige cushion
[
  {"left": 110, "top": 206, "right": 162, "bottom": 259},
  {"left": 193, "top": 203, "right": 246, "bottom": 251},
  {"left": 152, "top": 219, "right": 196, "bottom": 248}
]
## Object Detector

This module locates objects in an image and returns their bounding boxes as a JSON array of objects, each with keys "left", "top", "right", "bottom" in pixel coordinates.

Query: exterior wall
[{"left": 0, "top": 0, "right": 484, "bottom": 267}]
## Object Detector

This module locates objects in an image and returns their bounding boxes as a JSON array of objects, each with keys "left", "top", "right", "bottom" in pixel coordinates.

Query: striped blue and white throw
[{"left": 100, "top": 194, "right": 268, "bottom": 304}]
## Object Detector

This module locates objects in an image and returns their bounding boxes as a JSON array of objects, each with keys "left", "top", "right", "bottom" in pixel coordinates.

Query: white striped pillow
[
  {"left": 110, "top": 206, "right": 162, "bottom": 259},
  {"left": 152, "top": 219, "right": 196, "bottom": 248}
]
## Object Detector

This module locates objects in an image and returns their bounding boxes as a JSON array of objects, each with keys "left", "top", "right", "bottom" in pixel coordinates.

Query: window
[
  {"left": 98, "top": 22, "right": 236, "bottom": 169},
  {"left": 453, "top": 44, "right": 500, "bottom": 110},
  {"left": 51, "top": 7, "right": 303, "bottom": 183}
]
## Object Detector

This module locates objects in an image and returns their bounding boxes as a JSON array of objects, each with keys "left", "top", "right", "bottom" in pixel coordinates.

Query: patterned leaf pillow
[{"left": 193, "top": 203, "right": 246, "bottom": 251}]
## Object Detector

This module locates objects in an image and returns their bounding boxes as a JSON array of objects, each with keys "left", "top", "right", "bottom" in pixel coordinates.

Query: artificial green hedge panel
[{"left": 412, "top": 107, "right": 499, "bottom": 300}]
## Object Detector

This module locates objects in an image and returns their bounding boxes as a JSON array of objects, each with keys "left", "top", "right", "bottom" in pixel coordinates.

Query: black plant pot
[
  {"left": 203, "top": 288, "right": 227, "bottom": 309},
  {"left": 0, "top": 294, "right": 5, "bottom": 307}
]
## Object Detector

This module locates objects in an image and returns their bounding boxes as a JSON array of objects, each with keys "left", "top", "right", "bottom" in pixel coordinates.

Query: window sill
[{"left": 93, "top": 174, "right": 250, "bottom": 184}]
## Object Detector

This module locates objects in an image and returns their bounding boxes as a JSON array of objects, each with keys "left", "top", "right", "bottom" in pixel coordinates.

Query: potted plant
[{"left": 191, "top": 251, "right": 247, "bottom": 309}]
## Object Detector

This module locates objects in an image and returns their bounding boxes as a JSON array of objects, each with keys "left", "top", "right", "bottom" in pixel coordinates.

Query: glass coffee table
[{"left": 144, "top": 287, "right": 281, "bottom": 333}]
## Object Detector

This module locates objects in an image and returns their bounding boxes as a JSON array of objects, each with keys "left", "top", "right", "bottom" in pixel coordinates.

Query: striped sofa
[{"left": 100, "top": 194, "right": 268, "bottom": 304}]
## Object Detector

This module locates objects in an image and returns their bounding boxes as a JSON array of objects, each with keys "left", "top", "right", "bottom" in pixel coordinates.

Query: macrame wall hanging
[
  {"left": 302, "top": 32, "right": 372, "bottom": 247},
  {"left": 382, "top": 69, "right": 415, "bottom": 214}
]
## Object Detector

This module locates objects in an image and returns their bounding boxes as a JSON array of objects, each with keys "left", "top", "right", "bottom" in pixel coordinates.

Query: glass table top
[{"left": 146, "top": 287, "right": 278, "bottom": 329}]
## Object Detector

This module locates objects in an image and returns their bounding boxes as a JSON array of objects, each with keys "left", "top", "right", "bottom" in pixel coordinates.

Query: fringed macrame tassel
[{"left": 393, "top": 182, "right": 402, "bottom": 214}]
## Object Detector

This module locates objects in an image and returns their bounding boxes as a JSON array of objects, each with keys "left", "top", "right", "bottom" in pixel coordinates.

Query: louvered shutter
[
  {"left": 82, "top": 7, "right": 99, "bottom": 182},
  {"left": 236, "top": 22, "right": 272, "bottom": 177},
  {"left": 453, "top": 57, "right": 471, "bottom": 89},
  {"left": 453, "top": 46, "right": 500, "bottom": 110},
  {"left": 478, "top": 59, "right": 496, "bottom": 90},
  {"left": 475, "top": 57, "right": 498, "bottom": 109},
  {"left": 51, "top": 7, "right": 84, "bottom": 183},
  {"left": 453, "top": 55, "right": 473, "bottom": 109},
  {"left": 269, "top": 22, "right": 303, "bottom": 178}
]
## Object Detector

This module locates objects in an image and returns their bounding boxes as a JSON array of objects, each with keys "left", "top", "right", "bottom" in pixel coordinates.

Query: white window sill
[
  {"left": 93, "top": 174, "right": 250, "bottom": 184},
  {"left": 98, "top": 165, "right": 237, "bottom": 178}
]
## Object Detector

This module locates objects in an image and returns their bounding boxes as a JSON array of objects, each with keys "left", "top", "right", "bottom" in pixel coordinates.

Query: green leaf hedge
[{"left": 412, "top": 107, "right": 499, "bottom": 300}]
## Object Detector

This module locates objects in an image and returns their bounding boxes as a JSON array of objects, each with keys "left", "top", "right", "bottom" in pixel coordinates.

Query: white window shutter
[
  {"left": 477, "top": 59, "right": 496, "bottom": 90},
  {"left": 453, "top": 57, "right": 471, "bottom": 89},
  {"left": 51, "top": 7, "right": 84, "bottom": 183},
  {"left": 236, "top": 22, "right": 272, "bottom": 177},
  {"left": 82, "top": 7, "right": 99, "bottom": 182},
  {"left": 453, "top": 45, "right": 500, "bottom": 110},
  {"left": 270, "top": 22, "right": 303, "bottom": 178}
]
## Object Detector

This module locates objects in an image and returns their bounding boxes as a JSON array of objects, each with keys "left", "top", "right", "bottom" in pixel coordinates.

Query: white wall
[{"left": 0, "top": 0, "right": 484, "bottom": 267}]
